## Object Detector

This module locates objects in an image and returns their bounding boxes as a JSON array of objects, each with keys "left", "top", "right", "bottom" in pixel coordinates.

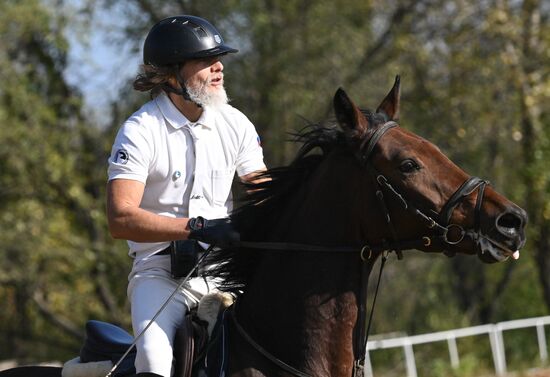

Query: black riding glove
[{"left": 187, "top": 216, "right": 240, "bottom": 246}]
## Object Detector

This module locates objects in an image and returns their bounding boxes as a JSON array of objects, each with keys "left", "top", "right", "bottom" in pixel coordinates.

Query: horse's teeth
[{"left": 512, "top": 250, "right": 520, "bottom": 260}]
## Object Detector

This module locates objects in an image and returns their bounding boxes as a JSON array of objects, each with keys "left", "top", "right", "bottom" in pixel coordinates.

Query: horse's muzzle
[
  {"left": 496, "top": 207, "right": 528, "bottom": 250},
  {"left": 478, "top": 206, "right": 527, "bottom": 263}
]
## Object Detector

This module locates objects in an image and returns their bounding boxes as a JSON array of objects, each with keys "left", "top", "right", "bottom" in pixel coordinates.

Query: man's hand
[{"left": 188, "top": 217, "right": 240, "bottom": 246}]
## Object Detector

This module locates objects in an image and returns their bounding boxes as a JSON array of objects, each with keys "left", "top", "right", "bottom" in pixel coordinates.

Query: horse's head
[{"left": 333, "top": 76, "right": 527, "bottom": 263}]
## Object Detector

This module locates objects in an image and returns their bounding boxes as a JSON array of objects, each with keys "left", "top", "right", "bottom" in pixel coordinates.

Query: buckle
[{"left": 188, "top": 216, "right": 206, "bottom": 231}]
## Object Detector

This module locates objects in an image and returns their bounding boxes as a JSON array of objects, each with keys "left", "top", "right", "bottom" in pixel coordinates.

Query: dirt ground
[
  {"left": 495, "top": 369, "right": 550, "bottom": 377},
  {"left": 522, "top": 369, "right": 550, "bottom": 377}
]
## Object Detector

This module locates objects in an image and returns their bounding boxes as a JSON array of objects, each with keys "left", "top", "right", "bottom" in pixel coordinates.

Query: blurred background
[{"left": 0, "top": 0, "right": 548, "bottom": 375}]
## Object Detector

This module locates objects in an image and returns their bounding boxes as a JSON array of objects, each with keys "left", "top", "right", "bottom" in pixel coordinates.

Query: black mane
[{"left": 204, "top": 110, "right": 385, "bottom": 295}]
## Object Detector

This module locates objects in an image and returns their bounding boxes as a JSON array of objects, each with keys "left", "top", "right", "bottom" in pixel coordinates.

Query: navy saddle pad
[{"left": 80, "top": 320, "right": 136, "bottom": 376}]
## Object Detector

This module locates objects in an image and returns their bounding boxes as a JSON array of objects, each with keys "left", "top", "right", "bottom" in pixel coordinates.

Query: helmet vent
[
  {"left": 194, "top": 26, "right": 208, "bottom": 38},
  {"left": 183, "top": 20, "right": 208, "bottom": 38}
]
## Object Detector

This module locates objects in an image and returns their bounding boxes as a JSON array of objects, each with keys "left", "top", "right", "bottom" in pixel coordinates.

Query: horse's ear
[
  {"left": 333, "top": 88, "right": 370, "bottom": 134},
  {"left": 376, "top": 75, "right": 401, "bottom": 121}
]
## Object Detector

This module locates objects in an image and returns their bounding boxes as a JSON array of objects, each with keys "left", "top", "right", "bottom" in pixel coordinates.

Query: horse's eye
[{"left": 399, "top": 160, "right": 419, "bottom": 173}]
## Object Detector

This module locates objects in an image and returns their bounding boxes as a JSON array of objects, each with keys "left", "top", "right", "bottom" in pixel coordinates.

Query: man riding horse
[{"left": 106, "top": 15, "right": 266, "bottom": 377}]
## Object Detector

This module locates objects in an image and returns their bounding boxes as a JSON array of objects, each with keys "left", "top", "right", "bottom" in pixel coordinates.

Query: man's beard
[{"left": 186, "top": 77, "right": 228, "bottom": 108}]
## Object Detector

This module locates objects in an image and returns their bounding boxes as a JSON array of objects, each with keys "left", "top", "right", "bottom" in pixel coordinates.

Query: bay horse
[
  {"left": 201, "top": 76, "right": 527, "bottom": 377},
  {"left": 0, "top": 77, "right": 527, "bottom": 377}
]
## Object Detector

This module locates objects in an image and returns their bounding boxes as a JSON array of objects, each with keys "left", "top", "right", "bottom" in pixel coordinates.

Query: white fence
[{"left": 365, "top": 315, "right": 550, "bottom": 377}]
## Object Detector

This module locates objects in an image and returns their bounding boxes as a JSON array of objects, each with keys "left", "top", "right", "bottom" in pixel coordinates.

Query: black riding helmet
[{"left": 143, "top": 15, "right": 238, "bottom": 66}]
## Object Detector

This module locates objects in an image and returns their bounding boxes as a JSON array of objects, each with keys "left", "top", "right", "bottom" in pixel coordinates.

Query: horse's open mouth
[{"left": 479, "top": 235, "right": 520, "bottom": 261}]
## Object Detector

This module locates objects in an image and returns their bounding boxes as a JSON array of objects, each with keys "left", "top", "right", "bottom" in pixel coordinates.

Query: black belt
[{"left": 157, "top": 246, "right": 171, "bottom": 255}]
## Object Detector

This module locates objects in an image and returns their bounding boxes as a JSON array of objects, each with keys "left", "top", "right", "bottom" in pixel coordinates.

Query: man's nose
[{"left": 211, "top": 60, "right": 223, "bottom": 72}]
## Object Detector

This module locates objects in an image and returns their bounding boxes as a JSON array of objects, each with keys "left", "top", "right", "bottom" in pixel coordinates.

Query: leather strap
[
  {"left": 359, "top": 121, "right": 398, "bottom": 164},
  {"left": 230, "top": 305, "right": 311, "bottom": 377},
  {"left": 156, "top": 246, "right": 171, "bottom": 255},
  {"left": 440, "top": 177, "right": 487, "bottom": 225}
]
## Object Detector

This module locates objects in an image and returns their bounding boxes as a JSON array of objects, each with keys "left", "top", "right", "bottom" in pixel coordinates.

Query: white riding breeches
[{"left": 128, "top": 255, "right": 213, "bottom": 377}]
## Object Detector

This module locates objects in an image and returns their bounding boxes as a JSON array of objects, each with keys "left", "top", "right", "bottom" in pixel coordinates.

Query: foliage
[
  {"left": 0, "top": 0, "right": 548, "bottom": 373},
  {"left": 0, "top": 0, "right": 129, "bottom": 362}
]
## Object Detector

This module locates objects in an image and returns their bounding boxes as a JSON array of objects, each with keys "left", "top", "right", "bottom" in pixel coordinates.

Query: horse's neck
[
  {"left": 239, "top": 155, "right": 376, "bottom": 376},
  {"left": 238, "top": 161, "right": 372, "bottom": 376},
  {"left": 269, "top": 152, "right": 375, "bottom": 244},
  {"left": 239, "top": 254, "right": 364, "bottom": 377}
]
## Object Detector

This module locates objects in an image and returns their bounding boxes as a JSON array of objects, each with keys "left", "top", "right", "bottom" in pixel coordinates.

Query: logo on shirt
[{"left": 115, "top": 149, "right": 129, "bottom": 165}]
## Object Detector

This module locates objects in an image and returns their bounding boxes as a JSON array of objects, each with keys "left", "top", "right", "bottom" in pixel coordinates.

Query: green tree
[
  {"left": 489, "top": 0, "right": 550, "bottom": 314},
  {"left": 0, "top": 0, "right": 129, "bottom": 362},
  {"left": 1, "top": 0, "right": 547, "bottom": 370}
]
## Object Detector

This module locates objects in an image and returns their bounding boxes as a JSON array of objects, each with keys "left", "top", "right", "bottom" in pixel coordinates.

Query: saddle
[
  {"left": 174, "top": 313, "right": 209, "bottom": 377},
  {"left": 80, "top": 320, "right": 137, "bottom": 375},
  {"left": 175, "top": 291, "right": 234, "bottom": 377},
  {"left": 62, "top": 292, "right": 233, "bottom": 377}
]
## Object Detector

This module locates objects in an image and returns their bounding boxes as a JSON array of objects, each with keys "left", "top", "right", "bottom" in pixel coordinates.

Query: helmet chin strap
[{"left": 162, "top": 65, "right": 202, "bottom": 108}]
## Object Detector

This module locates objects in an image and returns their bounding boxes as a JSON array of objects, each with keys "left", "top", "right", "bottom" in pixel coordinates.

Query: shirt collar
[
  {"left": 155, "top": 92, "right": 214, "bottom": 130},
  {"left": 194, "top": 107, "right": 214, "bottom": 129}
]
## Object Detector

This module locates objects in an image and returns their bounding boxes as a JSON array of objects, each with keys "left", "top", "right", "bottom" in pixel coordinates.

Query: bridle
[
  {"left": 356, "top": 121, "right": 492, "bottom": 260},
  {"left": 227, "top": 121, "right": 495, "bottom": 377}
]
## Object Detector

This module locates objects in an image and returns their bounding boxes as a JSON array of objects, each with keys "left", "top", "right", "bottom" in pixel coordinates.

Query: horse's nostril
[{"left": 497, "top": 212, "right": 523, "bottom": 234}]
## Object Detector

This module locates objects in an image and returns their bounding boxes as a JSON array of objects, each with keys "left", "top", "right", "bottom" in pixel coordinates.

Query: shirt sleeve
[
  {"left": 236, "top": 116, "right": 266, "bottom": 177},
  {"left": 107, "top": 120, "right": 154, "bottom": 183}
]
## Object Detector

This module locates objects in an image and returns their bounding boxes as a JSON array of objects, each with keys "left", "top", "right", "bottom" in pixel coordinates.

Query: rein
[
  {"left": 227, "top": 121, "right": 491, "bottom": 377},
  {"left": 230, "top": 302, "right": 311, "bottom": 377}
]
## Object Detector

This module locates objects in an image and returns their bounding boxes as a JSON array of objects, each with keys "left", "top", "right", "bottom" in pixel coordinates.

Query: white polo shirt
[{"left": 108, "top": 92, "right": 265, "bottom": 260}]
